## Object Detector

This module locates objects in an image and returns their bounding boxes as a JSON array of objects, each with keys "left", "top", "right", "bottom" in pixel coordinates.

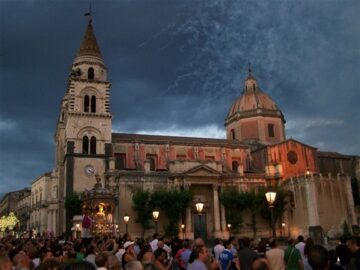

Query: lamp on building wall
[
  {"left": 123, "top": 214, "right": 130, "bottom": 234},
  {"left": 265, "top": 191, "right": 277, "bottom": 238},
  {"left": 306, "top": 168, "right": 310, "bottom": 176},
  {"left": 195, "top": 200, "right": 204, "bottom": 239},
  {"left": 152, "top": 210, "right": 160, "bottom": 233}
]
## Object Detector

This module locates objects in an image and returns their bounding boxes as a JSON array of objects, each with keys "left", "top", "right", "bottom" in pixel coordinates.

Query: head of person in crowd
[
  {"left": 95, "top": 252, "right": 108, "bottom": 269},
  {"left": 194, "top": 237, "right": 205, "bottom": 247},
  {"left": 154, "top": 248, "right": 167, "bottom": 265},
  {"left": 0, "top": 252, "right": 12, "bottom": 270},
  {"left": 242, "top": 237, "right": 251, "bottom": 248},
  {"left": 108, "top": 254, "right": 121, "bottom": 270},
  {"left": 223, "top": 240, "right": 231, "bottom": 249},
  {"left": 287, "top": 238, "right": 295, "bottom": 246},
  {"left": 251, "top": 258, "right": 269, "bottom": 270},
  {"left": 13, "top": 252, "right": 32, "bottom": 270},
  {"left": 308, "top": 245, "right": 329, "bottom": 270},
  {"left": 38, "top": 258, "right": 61, "bottom": 270},
  {"left": 124, "top": 241, "right": 135, "bottom": 252},
  {"left": 183, "top": 239, "right": 191, "bottom": 249},
  {"left": 347, "top": 237, "right": 360, "bottom": 253},
  {"left": 63, "top": 261, "right": 96, "bottom": 270},
  {"left": 157, "top": 239, "right": 165, "bottom": 249},
  {"left": 125, "top": 260, "right": 144, "bottom": 270},
  {"left": 297, "top": 235, "right": 305, "bottom": 243},
  {"left": 269, "top": 238, "right": 277, "bottom": 249},
  {"left": 152, "top": 233, "right": 159, "bottom": 240},
  {"left": 193, "top": 245, "right": 209, "bottom": 262}
]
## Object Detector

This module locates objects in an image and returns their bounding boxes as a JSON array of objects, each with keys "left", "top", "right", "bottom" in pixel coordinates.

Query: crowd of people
[{"left": 0, "top": 233, "right": 359, "bottom": 270}]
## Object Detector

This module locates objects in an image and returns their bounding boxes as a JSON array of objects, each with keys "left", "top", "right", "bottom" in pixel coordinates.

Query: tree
[
  {"left": 220, "top": 188, "right": 248, "bottom": 234},
  {"left": 150, "top": 189, "right": 193, "bottom": 237},
  {"left": 132, "top": 189, "right": 153, "bottom": 237},
  {"left": 245, "top": 190, "right": 265, "bottom": 238},
  {"left": 64, "top": 192, "right": 82, "bottom": 235}
]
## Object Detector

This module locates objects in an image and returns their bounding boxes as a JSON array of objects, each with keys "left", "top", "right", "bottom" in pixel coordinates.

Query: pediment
[{"left": 180, "top": 164, "right": 222, "bottom": 177}]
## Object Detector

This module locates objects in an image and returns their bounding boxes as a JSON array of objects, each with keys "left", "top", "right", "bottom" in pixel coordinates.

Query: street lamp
[
  {"left": 265, "top": 191, "right": 277, "bottom": 238},
  {"left": 306, "top": 168, "right": 310, "bottom": 176},
  {"left": 195, "top": 200, "right": 204, "bottom": 239},
  {"left": 181, "top": 224, "right": 185, "bottom": 239},
  {"left": 123, "top": 214, "right": 130, "bottom": 234},
  {"left": 152, "top": 210, "right": 159, "bottom": 233}
]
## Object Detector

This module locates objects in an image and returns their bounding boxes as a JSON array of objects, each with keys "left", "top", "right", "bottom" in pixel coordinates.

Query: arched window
[
  {"left": 90, "top": 136, "right": 96, "bottom": 154},
  {"left": 82, "top": 136, "right": 89, "bottom": 154},
  {"left": 84, "top": 95, "right": 90, "bottom": 112},
  {"left": 88, "top": 67, "right": 94, "bottom": 80},
  {"left": 91, "top": 96, "right": 96, "bottom": 113},
  {"left": 232, "top": 161, "right": 239, "bottom": 172}
]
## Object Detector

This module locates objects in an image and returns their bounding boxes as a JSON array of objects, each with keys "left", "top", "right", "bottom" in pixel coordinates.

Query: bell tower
[{"left": 54, "top": 15, "right": 112, "bottom": 205}]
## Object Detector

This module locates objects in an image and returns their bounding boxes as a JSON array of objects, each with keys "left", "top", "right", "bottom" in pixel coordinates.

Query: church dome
[
  {"left": 224, "top": 70, "right": 286, "bottom": 144},
  {"left": 226, "top": 72, "right": 285, "bottom": 124}
]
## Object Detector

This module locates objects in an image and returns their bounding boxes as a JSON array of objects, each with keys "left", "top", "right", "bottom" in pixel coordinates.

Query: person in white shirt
[
  {"left": 150, "top": 233, "right": 159, "bottom": 252},
  {"left": 115, "top": 242, "right": 126, "bottom": 265},
  {"left": 213, "top": 238, "right": 225, "bottom": 261},
  {"left": 295, "top": 235, "right": 306, "bottom": 262}
]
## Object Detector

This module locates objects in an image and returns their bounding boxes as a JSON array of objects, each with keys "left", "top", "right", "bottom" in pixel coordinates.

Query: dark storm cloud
[{"left": 0, "top": 0, "right": 359, "bottom": 195}]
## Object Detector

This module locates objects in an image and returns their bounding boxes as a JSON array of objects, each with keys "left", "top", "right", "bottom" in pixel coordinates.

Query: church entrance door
[{"left": 194, "top": 213, "right": 207, "bottom": 240}]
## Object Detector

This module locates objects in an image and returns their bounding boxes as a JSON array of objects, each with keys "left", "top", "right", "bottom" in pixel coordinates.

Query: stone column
[
  {"left": 305, "top": 175, "right": 322, "bottom": 243},
  {"left": 220, "top": 204, "right": 228, "bottom": 239},
  {"left": 212, "top": 184, "right": 221, "bottom": 237},
  {"left": 184, "top": 182, "right": 194, "bottom": 239}
]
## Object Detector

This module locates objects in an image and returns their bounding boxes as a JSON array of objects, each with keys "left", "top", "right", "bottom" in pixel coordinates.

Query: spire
[
  {"left": 244, "top": 63, "right": 258, "bottom": 93},
  {"left": 76, "top": 8, "right": 103, "bottom": 59}
]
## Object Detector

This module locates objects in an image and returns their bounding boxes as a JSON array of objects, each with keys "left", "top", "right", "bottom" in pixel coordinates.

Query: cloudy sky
[{"left": 0, "top": 0, "right": 359, "bottom": 196}]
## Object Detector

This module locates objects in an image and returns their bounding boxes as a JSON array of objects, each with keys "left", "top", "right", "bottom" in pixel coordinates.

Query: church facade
[{"left": 25, "top": 19, "right": 359, "bottom": 240}]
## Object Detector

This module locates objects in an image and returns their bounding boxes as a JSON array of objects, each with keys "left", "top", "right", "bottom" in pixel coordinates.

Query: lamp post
[
  {"left": 195, "top": 200, "right": 204, "bottom": 239},
  {"left": 123, "top": 214, "right": 130, "bottom": 234},
  {"left": 181, "top": 224, "right": 185, "bottom": 239},
  {"left": 152, "top": 210, "right": 159, "bottom": 233},
  {"left": 265, "top": 191, "right": 277, "bottom": 238}
]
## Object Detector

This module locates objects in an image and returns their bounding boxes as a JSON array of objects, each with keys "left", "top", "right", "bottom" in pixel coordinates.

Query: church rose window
[{"left": 287, "top": 151, "right": 298, "bottom": 164}]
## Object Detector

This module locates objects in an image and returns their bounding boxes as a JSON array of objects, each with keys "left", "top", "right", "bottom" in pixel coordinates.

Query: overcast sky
[{"left": 0, "top": 0, "right": 359, "bottom": 196}]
